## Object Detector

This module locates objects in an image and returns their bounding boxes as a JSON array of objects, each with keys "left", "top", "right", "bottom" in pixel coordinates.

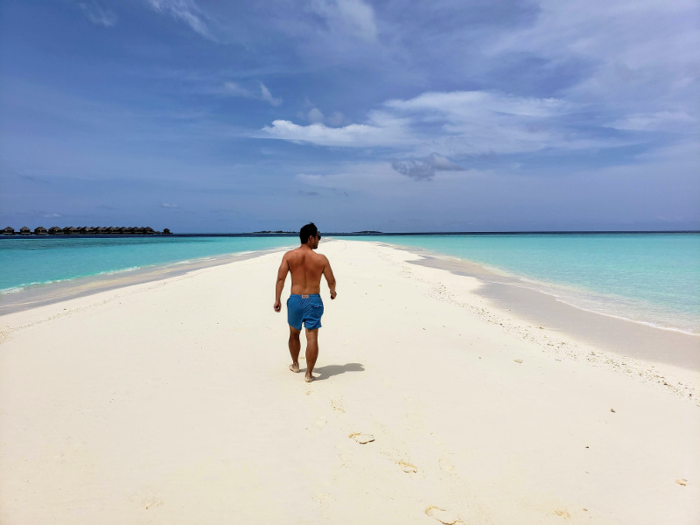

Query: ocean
[
  {"left": 0, "top": 236, "right": 296, "bottom": 294},
  {"left": 353, "top": 233, "right": 700, "bottom": 335},
  {"left": 1, "top": 233, "right": 698, "bottom": 334}
]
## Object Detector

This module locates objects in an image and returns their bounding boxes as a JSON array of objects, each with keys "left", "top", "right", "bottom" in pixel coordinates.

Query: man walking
[{"left": 274, "top": 223, "right": 337, "bottom": 382}]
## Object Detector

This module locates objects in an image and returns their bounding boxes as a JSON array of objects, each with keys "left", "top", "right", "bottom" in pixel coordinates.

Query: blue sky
[{"left": 1, "top": 0, "right": 698, "bottom": 232}]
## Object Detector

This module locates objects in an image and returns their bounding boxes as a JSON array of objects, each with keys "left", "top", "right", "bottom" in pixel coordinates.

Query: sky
[{"left": 0, "top": 0, "right": 698, "bottom": 233}]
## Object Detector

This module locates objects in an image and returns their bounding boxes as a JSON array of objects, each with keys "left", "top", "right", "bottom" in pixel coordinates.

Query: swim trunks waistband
[{"left": 290, "top": 293, "right": 321, "bottom": 298}]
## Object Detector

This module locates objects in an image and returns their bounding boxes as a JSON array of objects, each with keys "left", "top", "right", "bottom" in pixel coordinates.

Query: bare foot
[
  {"left": 289, "top": 363, "right": 300, "bottom": 373},
  {"left": 305, "top": 374, "right": 315, "bottom": 383}
]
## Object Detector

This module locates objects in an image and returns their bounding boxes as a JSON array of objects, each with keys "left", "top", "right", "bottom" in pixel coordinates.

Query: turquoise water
[
  {"left": 0, "top": 236, "right": 295, "bottom": 293},
  {"left": 353, "top": 234, "right": 700, "bottom": 334},
  {"left": 2, "top": 233, "right": 698, "bottom": 334}
]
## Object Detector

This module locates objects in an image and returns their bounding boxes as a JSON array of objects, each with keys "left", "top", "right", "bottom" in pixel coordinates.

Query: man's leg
[
  {"left": 304, "top": 328, "right": 319, "bottom": 382},
  {"left": 289, "top": 325, "right": 301, "bottom": 373}
]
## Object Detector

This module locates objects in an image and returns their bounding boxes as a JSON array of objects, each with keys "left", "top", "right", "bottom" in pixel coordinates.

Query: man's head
[{"left": 300, "top": 222, "right": 321, "bottom": 249}]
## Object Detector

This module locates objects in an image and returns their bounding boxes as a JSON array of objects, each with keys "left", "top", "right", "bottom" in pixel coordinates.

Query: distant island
[
  {"left": 352, "top": 230, "right": 382, "bottom": 234},
  {"left": 2, "top": 226, "right": 172, "bottom": 236},
  {"left": 253, "top": 230, "right": 296, "bottom": 234}
]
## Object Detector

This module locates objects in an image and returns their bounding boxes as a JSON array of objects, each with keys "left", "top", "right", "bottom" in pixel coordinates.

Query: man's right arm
[
  {"left": 322, "top": 256, "right": 337, "bottom": 299},
  {"left": 274, "top": 253, "right": 289, "bottom": 312}
]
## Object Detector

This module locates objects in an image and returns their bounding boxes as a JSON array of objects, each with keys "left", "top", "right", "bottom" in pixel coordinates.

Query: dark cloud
[
  {"left": 19, "top": 174, "right": 50, "bottom": 184},
  {"left": 392, "top": 153, "right": 464, "bottom": 181}
]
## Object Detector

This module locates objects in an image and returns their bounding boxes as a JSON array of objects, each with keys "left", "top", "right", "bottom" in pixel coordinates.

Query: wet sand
[{"left": 408, "top": 250, "right": 700, "bottom": 372}]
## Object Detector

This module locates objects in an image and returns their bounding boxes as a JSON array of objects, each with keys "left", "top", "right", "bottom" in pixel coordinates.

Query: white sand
[{"left": 1, "top": 240, "right": 698, "bottom": 524}]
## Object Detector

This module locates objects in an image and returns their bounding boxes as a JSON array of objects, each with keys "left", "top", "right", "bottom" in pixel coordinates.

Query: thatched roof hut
[
  {"left": 19, "top": 226, "right": 31, "bottom": 235},
  {"left": 2, "top": 226, "right": 14, "bottom": 235},
  {"left": 49, "top": 226, "right": 63, "bottom": 235},
  {"left": 96, "top": 227, "right": 107, "bottom": 234},
  {"left": 34, "top": 226, "right": 48, "bottom": 235},
  {"left": 85, "top": 227, "right": 96, "bottom": 234},
  {"left": 63, "top": 226, "right": 77, "bottom": 235},
  {"left": 163, "top": 228, "right": 172, "bottom": 235},
  {"left": 107, "top": 227, "right": 117, "bottom": 234},
  {"left": 143, "top": 226, "right": 155, "bottom": 235}
]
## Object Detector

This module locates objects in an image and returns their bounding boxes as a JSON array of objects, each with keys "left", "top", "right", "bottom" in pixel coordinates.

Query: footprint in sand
[
  {"left": 675, "top": 478, "right": 688, "bottom": 486},
  {"left": 142, "top": 496, "right": 164, "bottom": 510},
  {"left": 398, "top": 461, "right": 418, "bottom": 473},
  {"left": 554, "top": 509, "right": 571, "bottom": 518},
  {"left": 439, "top": 459, "right": 454, "bottom": 472},
  {"left": 425, "top": 506, "right": 462, "bottom": 524},
  {"left": 312, "top": 493, "right": 330, "bottom": 508},
  {"left": 330, "top": 400, "right": 346, "bottom": 413},
  {"left": 349, "top": 432, "right": 374, "bottom": 444}
]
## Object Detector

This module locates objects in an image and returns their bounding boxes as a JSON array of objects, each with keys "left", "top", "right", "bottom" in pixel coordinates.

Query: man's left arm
[
  {"left": 322, "top": 256, "right": 337, "bottom": 300},
  {"left": 274, "top": 254, "right": 289, "bottom": 312}
]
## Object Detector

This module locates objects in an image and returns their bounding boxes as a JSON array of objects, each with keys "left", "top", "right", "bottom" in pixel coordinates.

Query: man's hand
[
  {"left": 274, "top": 301, "right": 282, "bottom": 312},
  {"left": 330, "top": 291, "right": 337, "bottom": 300}
]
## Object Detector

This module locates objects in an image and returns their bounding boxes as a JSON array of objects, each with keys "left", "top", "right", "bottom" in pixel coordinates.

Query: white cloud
[
  {"left": 223, "top": 82, "right": 252, "bottom": 97},
  {"left": 327, "top": 111, "right": 345, "bottom": 127},
  {"left": 307, "top": 0, "right": 378, "bottom": 41},
  {"left": 259, "top": 83, "right": 282, "bottom": 106},
  {"left": 220, "top": 82, "right": 282, "bottom": 106},
  {"left": 488, "top": 0, "right": 699, "bottom": 117},
  {"left": 259, "top": 90, "right": 597, "bottom": 156},
  {"left": 161, "top": 202, "right": 179, "bottom": 208},
  {"left": 147, "top": 0, "right": 213, "bottom": 40},
  {"left": 80, "top": 2, "right": 117, "bottom": 27},
  {"left": 260, "top": 119, "right": 407, "bottom": 147},
  {"left": 307, "top": 108, "right": 325, "bottom": 123},
  {"left": 606, "top": 111, "right": 696, "bottom": 131}
]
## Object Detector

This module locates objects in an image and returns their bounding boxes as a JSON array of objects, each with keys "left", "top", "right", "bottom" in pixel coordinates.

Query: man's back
[
  {"left": 274, "top": 222, "right": 336, "bottom": 382},
  {"left": 286, "top": 246, "right": 328, "bottom": 295}
]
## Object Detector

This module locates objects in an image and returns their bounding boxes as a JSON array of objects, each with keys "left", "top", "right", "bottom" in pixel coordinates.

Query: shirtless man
[{"left": 274, "top": 223, "right": 337, "bottom": 382}]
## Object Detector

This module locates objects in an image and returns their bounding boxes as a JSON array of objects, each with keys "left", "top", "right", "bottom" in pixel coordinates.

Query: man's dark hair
[{"left": 300, "top": 222, "right": 319, "bottom": 244}]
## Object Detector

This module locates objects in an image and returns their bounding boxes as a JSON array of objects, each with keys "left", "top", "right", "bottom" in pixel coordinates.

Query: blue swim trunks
[{"left": 287, "top": 294, "right": 324, "bottom": 330}]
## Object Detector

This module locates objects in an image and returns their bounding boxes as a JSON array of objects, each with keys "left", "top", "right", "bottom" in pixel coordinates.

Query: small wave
[
  {"left": 93, "top": 266, "right": 145, "bottom": 276},
  {"left": 1, "top": 286, "right": 25, "bottom": 295}
]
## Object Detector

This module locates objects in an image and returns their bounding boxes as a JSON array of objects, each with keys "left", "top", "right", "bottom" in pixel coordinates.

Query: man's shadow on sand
[{"left": 311, "top": 362, "right": 364, "bottom": 381}]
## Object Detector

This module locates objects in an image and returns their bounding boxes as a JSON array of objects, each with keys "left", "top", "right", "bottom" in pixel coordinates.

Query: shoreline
[
  {"left": 372, "top": 242, "right": 699, "bottom": 372},
  {"left": 0, "top": 245, "right": 292, "bottom": 316},
  {"left": 4, "top": 238, "right": 697, "bottom": 373}
]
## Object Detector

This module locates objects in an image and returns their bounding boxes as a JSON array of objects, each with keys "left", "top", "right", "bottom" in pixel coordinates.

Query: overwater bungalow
[
  {"left": 19, "top": 226, "right": 31, "bottom": 235},
  {"left": 84, "top": 227, "right": 97, "bottom": 235},
  {"left": 96, "top": 227, "right": 107, "bottom": 234},
  {"left": 109, "top": 226, "right": 119, "bottom": 234},
  {"left": 163, "top": 228, "right": 172, "bottom": 235},
  {"left": 2, "top": 226, "right": 14, "bottom": 235},
  {"left": 34, "top": 226, "right": 48, "bottom": 235},
  {"left": 143, "top": 226, "right": 155, "bottom": 235},
  {"left": 49, "top": 226, "right": 63, "bottom": 235},
  {"left": 63, "top": 226, "right": 78, "bottom": 235}
]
